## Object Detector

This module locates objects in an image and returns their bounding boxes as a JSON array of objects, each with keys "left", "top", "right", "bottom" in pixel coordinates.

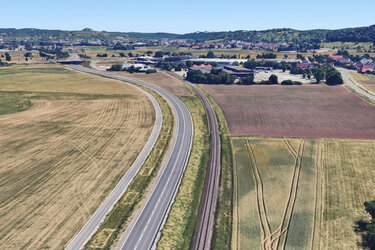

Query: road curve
[
  {"left": 64, "top": 66, "right": 162, "bottom": 250},
  {"left": 65, "top": 65, "right": 193, "bottom": 250},
  {"left": 190, "top": 84, "right": 221, "bottom": 250},
  {"left": 338, "top": 67, "right": 375, "bottom": 101}
]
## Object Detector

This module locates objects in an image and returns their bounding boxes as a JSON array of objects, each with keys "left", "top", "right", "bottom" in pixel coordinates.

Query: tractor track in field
[
  {"left": 247, "top": 139, "right": 305, "bottom": 250},
  {"left": 311, "top": 139, "right": 324, "bottom": 250},
  {"left": 245, "top": 141, "right": 272, "bottom": 250},
  {"left": 283, "top": 139, "right": 298, "bottom": 158},
  {"left": 274, "top": 139, "right": 305, "bottom": 250}
]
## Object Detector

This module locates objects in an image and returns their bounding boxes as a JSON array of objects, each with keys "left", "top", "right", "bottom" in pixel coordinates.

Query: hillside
[
  {"left": 0, "top": 25, "right": 374, "bottom": 43},
  {"left": 179, "top": 28, "right": 328, "bottom": 43}
]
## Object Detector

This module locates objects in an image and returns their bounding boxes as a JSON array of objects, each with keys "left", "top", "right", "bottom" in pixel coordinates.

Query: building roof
[
  {"left": 224, "top": 65, "right": 252, "bottom": 72},
  {"left": 329, "top": 55, "right": 343, "bottom": 58}
]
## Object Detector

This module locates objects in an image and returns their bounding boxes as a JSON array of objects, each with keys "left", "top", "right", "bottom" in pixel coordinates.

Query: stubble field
[
  {"left": 203, "top": 84, "right": 375, "bottom": 139},
  {"left": 0, "top": 65, "right": 155, "bottom": 249},
  {"left": 120, "top": 71, "right": 192, "bottom": 97}
]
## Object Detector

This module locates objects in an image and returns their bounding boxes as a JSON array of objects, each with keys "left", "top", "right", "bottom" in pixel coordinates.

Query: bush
[
  {"left": 240, "top": 75, "right": 255, "bottom": 85},
  {"left": 281, "top": 80, "right": 293, "bottom": 85},
  {"left": 0, "top": 60, "right": 9, "bottom": 66},
  {"left": 281, "top": 80, "right": 303, "bottom": 85},
  {"left": 107, "top": 64, "right": 122, "bottom": 71},
  {"left": 269, "top": 74, "right": 278, "bottom": 84},
  {"left": 146, "top": 69, "right": 157, "bottom": 74},
  {"left": 5, "top": 52, "right": 11, "bottom": 61},
  {"left": 326, "top": 71, "right": 343, "bottom": 85}
]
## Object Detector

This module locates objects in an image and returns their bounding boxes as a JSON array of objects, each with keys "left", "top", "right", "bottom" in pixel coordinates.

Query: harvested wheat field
[
  {"left": 203, "top": 84, "right": 375, "bottom": 139},
  {"left": 232, "top": 137, "right": 375, "bottom": 250},
  {"left": 0, "top": 65, "right": 155, "bottom": 249},
  {"left": 120, "top": 71, "right": 192, "bottom": 97}
]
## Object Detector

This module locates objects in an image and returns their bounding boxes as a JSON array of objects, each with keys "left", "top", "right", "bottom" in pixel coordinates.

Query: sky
[{"left": 2, "top": 0, "right": 375, "bottom": 34}]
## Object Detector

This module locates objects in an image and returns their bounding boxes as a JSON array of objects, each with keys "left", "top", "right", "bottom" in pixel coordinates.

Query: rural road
[
  {"left": 190, "top": 84, "right": 221, "bottom": 250},
  {"left": 65, "top": 65, "right": 193, "bottom": 250},
  {"left": 338, "top": 68, "right": 375, "bottom": 101}
]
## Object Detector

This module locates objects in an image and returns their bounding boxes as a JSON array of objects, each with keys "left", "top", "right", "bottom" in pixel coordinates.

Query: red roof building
[
  {"left": 297, "top": 63, "right": 309, "bottom": 69},
  {"left": 359, "top": 64, "right": 374, "bottom": 73},
  {"left": 329, "top": 55, "right": 343, "bottom": 59}
]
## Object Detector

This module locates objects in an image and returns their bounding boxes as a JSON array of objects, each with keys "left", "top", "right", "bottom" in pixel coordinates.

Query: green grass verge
[
  {"left": 84, "top": 88, "right": 174, "bottom": 250},
  {"left": 157, "top": 83, "right": 210, "bottom": 249},
  {"left": 0, "top": 91, "right": 31, "bottom": 115},
  {"left": 198, "top": 85, "right": 233, "bottom": 250},
  {"left": 0, "top": 90, "right": 135, "bottom": 116}
]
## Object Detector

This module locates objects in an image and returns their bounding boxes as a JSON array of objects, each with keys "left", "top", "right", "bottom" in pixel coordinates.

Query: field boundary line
[{"left": 231, "top": 139, "right": 240, "bottom": 250}]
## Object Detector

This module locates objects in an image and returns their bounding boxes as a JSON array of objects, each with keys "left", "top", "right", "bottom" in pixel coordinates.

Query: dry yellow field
[
  {"left": 0, "top": 65, "right": 155, "bottom": 249},
  {"left": 321, "top": 139, "right": 375, "bottom": 250},
  {"left": 232, "top": 137, "right": 375, "bottom": 250}
]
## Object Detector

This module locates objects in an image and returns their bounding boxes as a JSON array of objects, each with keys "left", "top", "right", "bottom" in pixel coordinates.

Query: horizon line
[{"left": 1, "top": 23, "right": 374, "bottom": 35}]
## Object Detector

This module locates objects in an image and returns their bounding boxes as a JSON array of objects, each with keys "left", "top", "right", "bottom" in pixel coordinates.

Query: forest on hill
[{"left": 1, "top": 25, "right": 374, "bottom": 43}]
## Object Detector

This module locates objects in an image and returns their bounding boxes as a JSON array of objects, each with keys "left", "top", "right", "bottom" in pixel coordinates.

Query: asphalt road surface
[
  {"left": 338, "top": 67, "right": 375, "bottom": 101},
  {"left": 190, "top": 84, "right": 221, "bottom": 250},
  {"left": 64, "top": 65, "right": 162, "bottom": 250},
  {"left": 64, "top": 66, "right": 193, "bottom": 250}
]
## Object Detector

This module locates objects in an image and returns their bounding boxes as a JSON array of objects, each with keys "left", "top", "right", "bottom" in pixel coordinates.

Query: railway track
[{"left": 190, "top": 84, "right": 221, "bottom": 250}]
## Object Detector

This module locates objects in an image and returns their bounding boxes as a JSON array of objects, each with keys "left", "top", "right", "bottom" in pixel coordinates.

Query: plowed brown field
[
  {"left": 203, "top": 84, "right": 375, "bottom": 139},
  {"left": 0, "top": 65, "right": 154, "bottom": 249}
]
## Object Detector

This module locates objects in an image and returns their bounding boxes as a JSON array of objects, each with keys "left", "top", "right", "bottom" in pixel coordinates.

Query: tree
[
  {"left": 240, "top": 75, "right": 254, "bottom": 85},
  {"left": 128, "top": 52, "right": 134, "bottom": 57},
  {"left": 24, "top": 52, "right": 32, "bottom": 57},
  {"left": 107, "top": 64, "right": 122, "bottom": 71},
  {"left": 363, "top": 201, "right": 375, "bottom": 249},
  {"left": 146, "top": 69, "right": 157, "bottom": 74},
  {"left": 313, "top": 68, "right": 325, "bottom": 83},
  {"left": 284, "top": 54, "right": 288, "bottom": 59},
  {"left": 206, "top": 51, "right": 215, "bottom": 58},
  {"left": 154, "top": 51, "right": 164, "bottom": 58},
  {"left": 365, "top": 201, "right": 375, "bottom": 219},
  {"left": 326, "top": 71, "right": 343, "bottom": 85},
  {"left": 281, "top": 80, "right": 293, "bottom": 85},
  {"left": 269, "top": 74, "right": 278, "bottom": 84},
  {"left": 185, "top": 60, "right": 193, "bottom": 68},
  {"left": 281, "top": 64, "right": 287, "bottom": 72},
  {"left": 5, "top": 52, "right": 11, "bottom": 61}
]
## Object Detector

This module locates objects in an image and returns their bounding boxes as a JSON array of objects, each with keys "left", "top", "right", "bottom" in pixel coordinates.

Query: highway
[
  {"left": 64, "top": 65, "right": 162, "bottom": 250},
  {"left": 190, "top": 84, "right": 221, "bottom": 250},
  {"left": 338, "top": 67, "right": 375, "bottom": 101},
  {"left": 65, "top": 66, "right": 193, "bottom": 250}
]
